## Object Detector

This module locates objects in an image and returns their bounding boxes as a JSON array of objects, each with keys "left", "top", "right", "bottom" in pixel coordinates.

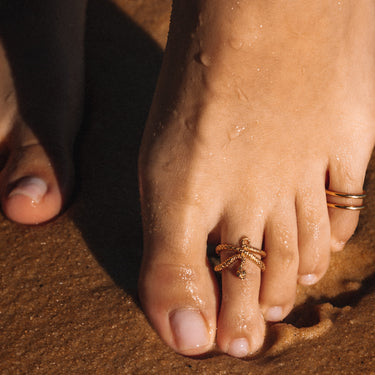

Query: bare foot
[
  {"left": 139, "top": 0, "right": 375, "bottom": 357},
  {"left": 0, "top": 1, "right": 86, "bottom": 224}
]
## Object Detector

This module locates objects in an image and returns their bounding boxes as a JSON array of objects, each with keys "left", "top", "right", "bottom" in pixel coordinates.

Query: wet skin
[{"left": 139, "top": 0, "right": 375, "bottom": 357}]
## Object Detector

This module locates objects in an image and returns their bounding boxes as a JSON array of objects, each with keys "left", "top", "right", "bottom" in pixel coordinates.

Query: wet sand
[{"left": 1, "top": 1, "right": 375, "bottom": 373}]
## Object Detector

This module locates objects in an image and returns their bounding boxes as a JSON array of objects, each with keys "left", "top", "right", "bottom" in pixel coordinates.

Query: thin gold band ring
[
  {"left": 325, "top": 189, "right": 366, "bottom": 199},
  {"left": 327, "top": 202, "right": 365, "bottom": 211}
]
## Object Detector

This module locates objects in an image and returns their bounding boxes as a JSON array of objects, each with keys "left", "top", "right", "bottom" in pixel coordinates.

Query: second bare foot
[{"left": 0, "top": 1, "right": 86, "bottom": 224}]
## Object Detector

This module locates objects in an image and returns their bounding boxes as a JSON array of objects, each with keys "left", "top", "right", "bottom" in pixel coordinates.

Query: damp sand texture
[{"left": 1, "top": 0, "right": 375, "bottom": 374}]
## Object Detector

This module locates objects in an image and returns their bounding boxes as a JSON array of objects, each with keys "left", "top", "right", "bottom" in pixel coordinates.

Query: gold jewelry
[
  {"left": 214, "top": 237, "right": 266, "bottom": 280},
  {"left": 325, "top": 189, "right": 366, "bottom": 199},
  {"left": 327, "top": 202, "right": 365, "bottom": 211},
  {"left": 326, "top": 189, "right": 366, "bottom": 211}
]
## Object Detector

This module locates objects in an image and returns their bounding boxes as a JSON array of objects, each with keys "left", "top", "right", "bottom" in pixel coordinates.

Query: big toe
[
  {"left": 1, "top": 143, "right": 73, "bottom": 224},
  {"left": 138, "top": 223, "right": 218, "bottom": 356}
]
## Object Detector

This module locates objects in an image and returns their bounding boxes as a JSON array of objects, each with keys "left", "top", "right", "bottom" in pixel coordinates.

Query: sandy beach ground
[{"left": 1, "top": 1, "right": 375, "bottom": 373}]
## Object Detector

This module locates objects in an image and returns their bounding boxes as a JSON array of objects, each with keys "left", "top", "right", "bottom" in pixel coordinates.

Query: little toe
[
  {"left": 216, "top": 220, "right": 266, "bottom": 358},
  {"left": 327, "top": 166, "right": 367, "bottom": 252},
  {"left": 260, "top": 207, "right": 299, "bottom": 322},
  {"left": 1, "top": 142, "right": 73, "bottom": 224},
  {"left": 138, "top": 215, "right": 218, "bottom": 356},
  {"left": 296, "top": 185, "right": 331, "bottom": 285}
]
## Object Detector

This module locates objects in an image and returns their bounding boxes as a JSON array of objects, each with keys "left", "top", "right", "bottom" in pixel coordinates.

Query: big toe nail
[
  {"left": 8, "top": 176, "right": 47, "bottom": 203},
  {"left": 170, "top": 309, "right": 210, "bottom": 352}
]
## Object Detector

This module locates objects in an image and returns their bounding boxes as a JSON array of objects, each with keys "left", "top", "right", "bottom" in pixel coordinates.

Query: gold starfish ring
[{"left": 214, "top": 237, "right": 266, "bottom": 280}]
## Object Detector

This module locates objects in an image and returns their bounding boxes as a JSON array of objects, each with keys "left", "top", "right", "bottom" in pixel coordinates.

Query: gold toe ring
[
  {"left": 214, "top": 237, "right": 266, "bottom": 280},
  {"left": 326, "top": 189, "right": 366, "bottom": 211}
]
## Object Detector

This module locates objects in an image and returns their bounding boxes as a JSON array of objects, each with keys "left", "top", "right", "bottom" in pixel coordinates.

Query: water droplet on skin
[
  {"left": 229, "top": 38, "right": 244, "bottom": 50},
  {"left": 162, "top": 160, "right": 172, "bottom": 172},
  {"left": 185, "top": 117, "right": 196, "bottom": 131},
  {"left": 231, "top": 0, "right": 241, "bottom": 10},
  {"left": 152, "top": 121, "right": 165, "bottom": 137},
  {"left": 236, "top": 87, "right": 249, "bottom": 102},
  {"left": 236, "top": 125, "right": 246, "bottom": 133},
  {"left": 198, "top": 52, "right": 211, "bottom": 67},
  {"left": 229, "top": 124, "right": 246, "bottom": 140}
]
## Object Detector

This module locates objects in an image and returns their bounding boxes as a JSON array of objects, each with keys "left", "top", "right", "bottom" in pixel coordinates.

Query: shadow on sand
[{"left": 71, "top": 0, "right": 163, "bottom": 297}]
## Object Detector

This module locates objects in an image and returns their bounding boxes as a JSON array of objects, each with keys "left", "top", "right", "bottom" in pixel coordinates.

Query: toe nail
[
  {"left": 299, "top": 273, "right": 318, "bottom": 285},
  {"left": 264, "top": 306, "right": 283, "bottom": 322},
  {"left": 8, "top": 177, "right": 47, "bottom": 204},
  {"left": 227, "top": 338, "right": 249, "bottom": 358},
  {"left": 331, "top": 240, "right": 346, "bottom": 252},
  {"left": 170, "top": 309, "right": 209, "bottom": 351}
]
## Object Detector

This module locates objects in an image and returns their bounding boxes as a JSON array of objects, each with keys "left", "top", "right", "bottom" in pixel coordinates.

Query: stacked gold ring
[{"left": 326, "top": 189, "right": 366, "bottom": 210}]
